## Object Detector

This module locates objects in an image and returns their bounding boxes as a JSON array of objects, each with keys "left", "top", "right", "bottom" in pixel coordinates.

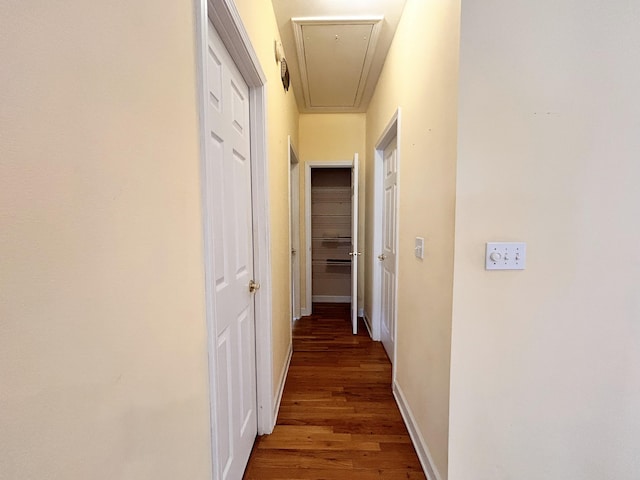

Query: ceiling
[{"left": 271, "top": 0, "right": 408, "bottom": 113}]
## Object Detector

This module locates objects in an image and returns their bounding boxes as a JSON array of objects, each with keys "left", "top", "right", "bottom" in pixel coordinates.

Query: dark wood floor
[{"left": 243, "top": 303, "right": 426, "bottom": 479}]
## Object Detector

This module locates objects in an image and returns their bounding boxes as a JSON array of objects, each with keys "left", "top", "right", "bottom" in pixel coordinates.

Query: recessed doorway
[{"left": 305, "top": 158, "right": 360, "bottom": 334}]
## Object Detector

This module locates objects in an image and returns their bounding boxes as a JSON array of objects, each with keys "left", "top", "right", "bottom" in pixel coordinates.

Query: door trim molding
[
  {"left": 206, "top": 0, "right": 266, "bottom": 88},
  {"left": 372, "top": 108, "right": 401, "bottom": 379},
  {"left": 304, "top": 160, "right": 353, "bottom": 315},
  {"left": 195, "top": 5, "right": 274, "bottom": 477},
  {"left": 288, "top": 136, "right": 301, "bottom": 321}
]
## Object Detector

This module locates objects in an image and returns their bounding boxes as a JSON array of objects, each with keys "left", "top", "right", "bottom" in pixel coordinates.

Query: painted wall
[
  {"left": 364, "top": 0, "right": 460, "bottom": 477},
  {"left": 0, "top": 1, "right": 212, "bottom": 478},
  {"left": 233, "top": 0, "right": 299, "bottom": 397},
  {"left": 298, "top": 113, "right": 367, "bottom": 314},
  {"left": 450, "top": 1, "right": 640, "bottom": 479}
]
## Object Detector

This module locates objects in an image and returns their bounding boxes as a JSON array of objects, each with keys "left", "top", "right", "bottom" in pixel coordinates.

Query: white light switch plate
[
  {"left": 415, "top": 237, "right": 424, "bottom": 259},
  {"left": 485, "top": 242, "right": 526, "bottom": 270}
]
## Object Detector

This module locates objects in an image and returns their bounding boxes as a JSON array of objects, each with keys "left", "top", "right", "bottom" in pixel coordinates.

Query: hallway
[{"left": 243, "top": 304, "right": 425, "bottom": 479}]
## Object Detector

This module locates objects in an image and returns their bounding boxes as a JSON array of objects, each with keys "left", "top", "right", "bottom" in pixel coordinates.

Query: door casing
[
  {"left": 289, "top": 136, "right": 301, "bottom": 321},
  {"left": 372, "top": 108, "right": 401, "bottom": 380},
  {"left": 304, "top": 160, "right": 354, "bottom": 316}
]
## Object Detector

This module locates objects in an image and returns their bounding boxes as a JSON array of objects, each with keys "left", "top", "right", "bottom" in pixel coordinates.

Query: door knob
[
  {"left": 378, "top": 254, "right": 386, "bottom": 261},
  {"left": 249, "top": 280, "right": 260, "bottom": 293},
  {"left": 291, "top": 248, "right": 297, "bottom": 255}
]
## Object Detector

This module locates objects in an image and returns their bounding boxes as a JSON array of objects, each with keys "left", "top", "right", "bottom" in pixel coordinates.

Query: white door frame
[
  {"left": 288, "top": 136, "right": 301, "bottom": 321},
  {"left": 351, "top": 154, "right": 360, "bottom": 335},
  {"left": 304, "top": 160, "right": 353, "bottom": 314},
  {"left": 196, "top": 1, "right": 275, "bottom": 468},
  {"left": 372, "top": 109, "right": 401, "bottom": 378}
]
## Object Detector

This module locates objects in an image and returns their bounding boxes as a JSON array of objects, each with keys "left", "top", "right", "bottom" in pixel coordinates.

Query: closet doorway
[
  {"left": 289, "top": 136, "right": 301, "bottom": 322},
  {"left": 305, "top": 157, "right": 360, "bottom": 334}
]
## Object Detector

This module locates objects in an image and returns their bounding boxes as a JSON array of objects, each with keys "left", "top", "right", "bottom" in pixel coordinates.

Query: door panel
[
  {"left": 238, "top": 306, "right": 254, "bottom": 434},
  {"left": 206, "top": 20, "right": 257, "bottom": 480},
  {"left": 216, "top": 327, "right": 233, "bottom": 475},
  {"left": 381, "top": 138, "right": 398, "bottom": 360},
  {"left": 351, "top": 154, "right": 359, "bottom": 335}
]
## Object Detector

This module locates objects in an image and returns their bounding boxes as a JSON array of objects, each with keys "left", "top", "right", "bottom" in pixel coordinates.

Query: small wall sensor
[
  {"left": 274, "top": 40, "right": 284, "bottom": 63},
  {"left": 415, "top": 237, "right": 425, "bottom": 259}
]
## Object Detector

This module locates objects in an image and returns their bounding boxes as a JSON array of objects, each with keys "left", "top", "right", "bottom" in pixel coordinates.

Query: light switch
[
  {"left": 415, "top": 237, "right": 424, "bottom": 259},
  {"left": 485, "top": 242, "right": 526, "bottom": 270}
]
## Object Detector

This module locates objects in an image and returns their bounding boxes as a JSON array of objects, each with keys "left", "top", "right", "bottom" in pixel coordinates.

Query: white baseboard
[
  {"left": 363, "top": 309, "right": 381, "bottom": 341},
  {"left": 362, "top": 311, "right": 373, "bottom": 337},
  {"left": 393, "top": 381, "right": 442, "bottom": 480},
  {"left": 301, "top": 307, "right": 310, "bottom": 316},
  {"left": 312, "top": 295, "right": 351, "bottom": 303},
  {"left": 358, "top": 307, "right": 364, "bottom": 317},
  {"left": 271, "top": 342, "right": 293, "bottom": 431}
]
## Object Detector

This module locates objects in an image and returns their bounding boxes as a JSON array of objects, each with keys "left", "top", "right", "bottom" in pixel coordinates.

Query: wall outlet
[{"left": 485, "top": 242, "right": 526, "bottom": 270}]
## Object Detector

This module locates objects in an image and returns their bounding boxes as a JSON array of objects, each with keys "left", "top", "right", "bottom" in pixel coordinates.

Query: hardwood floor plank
[
  {"left": 244, "top": 467, "right": 384, "bottom": 480},
  {"left": 243, "top": 303, "right": 426, "bottom": 479},
  {"left": 247, "top": 450, "right": 355, "bottom": 470}
]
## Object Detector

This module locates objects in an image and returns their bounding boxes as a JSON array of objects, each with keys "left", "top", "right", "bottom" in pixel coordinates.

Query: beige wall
[
  {"left": 233, "top": 0, "right": 299, "bottom": 394},
  {"left": 364, "top": 0, "right": 461, "bottom": 477},
  {"left": 0, "top": 0, "right": 299, "bottom": 477},
  {"left": 450, "top": 1, "right": 640, "bottom": 479},
  {"left": 0, "top": 1, "right": 211, "bottom": 478},
  {"left": 298, "top": 114, "right": 366, "bottom": 313}
]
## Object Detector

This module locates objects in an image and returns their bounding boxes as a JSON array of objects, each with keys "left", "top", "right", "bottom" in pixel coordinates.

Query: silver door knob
[
  {"left": 249, "top": 280, "right": 260, "bottom": 293},
  {"left": 378, "top": 254, "right": 386, "bottom": 261}
]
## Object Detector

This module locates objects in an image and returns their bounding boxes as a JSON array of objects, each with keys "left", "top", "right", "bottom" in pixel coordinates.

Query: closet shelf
[
  {"left": 313, "top": 260, "right": 351, "bottom": 267},
  {"left": 312, "top": 237, "right": 351, "bottom": 241}
]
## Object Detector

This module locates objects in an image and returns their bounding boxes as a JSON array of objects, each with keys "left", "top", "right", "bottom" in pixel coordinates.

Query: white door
[
  {"left": 205, "top": 21, "right": 257, "bottom": 480},
  {"left": 350, "top": 154, "right": 360, "bottom": 335},
  {"left": 289, "top": 141, "right": 300, "bottom": 321},
  {"left": 380, "top": 138, "right": 398, "bottom": 360}
]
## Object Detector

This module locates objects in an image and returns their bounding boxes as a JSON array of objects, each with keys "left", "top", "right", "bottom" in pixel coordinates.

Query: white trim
[
  {"left": 289, "top": 136, "right": 300, "bottom": 165},
  {"left": 357, "top": 307, "right": 364, "bottom": 318},
  {"left": 362, "top": 310, "right": 373, "bottom": 338},
  {"left": 301, "top": 307, "right": 311, "bottom": 317},
  {"left": 350, "top": 153, "right": 359, "bottom": 335},
  {"left": 372, "top": 109, "right": 401, "bottom": 379},
  {"left": 291, "top": 16, "right": 384, "bottom": 111},
  {"left": 371, "top": 151, "right": 381, "bottom": 341},
  {"left": 289, "top": 137, "right": 301, "bottom": 323},
  {"left": 272, "top": 343, "right": 293, "bottom": 423},
  {"left": 249, "top": 81, "right": 275, "bottom": 437},
  {"left": 393, "top": 381, "right": 442, "bottom": 480},
  {"left": 312, "top": 295, "right": 352, "bottom": 303},
  {"left": 292, "top": 15, "right": 385, "bottom": 23},
  {"left": 304, "top": 160, "right": 353, "bottom": 317},
  {"left": 197, "top": 9, "right": 275, "bottom": 478},
  {"left": 207, "top": 0, "right": 266, "bottom": 87}
]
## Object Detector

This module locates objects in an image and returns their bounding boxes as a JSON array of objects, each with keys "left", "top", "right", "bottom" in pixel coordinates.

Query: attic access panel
[{"left": 292, "top": 17, "right": 383, "bottom": 109}]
